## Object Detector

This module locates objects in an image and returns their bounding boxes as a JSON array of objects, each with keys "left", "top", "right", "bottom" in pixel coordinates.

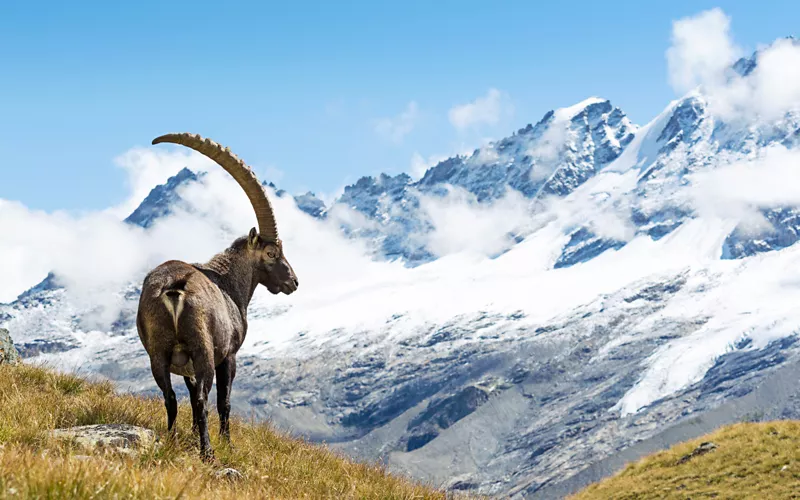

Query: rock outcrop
[
  {"left": 49, "top": 424, "right": 156, "bottom": 455},
  {"left": 0, "top": 328, "right": 20, "bottom": 365}
]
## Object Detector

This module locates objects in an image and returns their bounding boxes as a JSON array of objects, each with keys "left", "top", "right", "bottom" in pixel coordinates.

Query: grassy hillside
[
  {"left": 571, "top": 420, "right": 800, "bottom": 499},
  {"left": 0, "top": 363, "right": 449, "bottom": 499}
]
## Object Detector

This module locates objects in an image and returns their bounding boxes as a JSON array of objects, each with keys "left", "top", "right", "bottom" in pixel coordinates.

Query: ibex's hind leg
[
  {"left": 184, "top": 376, "right": 201, "bottom": 435},
  {"left": 189, "top": 351, "right": 216, "bottom": 462},
  {"left": 215, "top": 355, "right": 236, "bottom": 442},
  {"left": 151, "top": 355, "right": 177, "bottom": 436}
]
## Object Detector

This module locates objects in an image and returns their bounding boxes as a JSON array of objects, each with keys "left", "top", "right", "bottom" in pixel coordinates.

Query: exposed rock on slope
[
  {"left": 0, "top": 328, "right": 20, "bottom": 365},
  {"left": 49, "top": 424, "right": 156, "bottom": 455}
]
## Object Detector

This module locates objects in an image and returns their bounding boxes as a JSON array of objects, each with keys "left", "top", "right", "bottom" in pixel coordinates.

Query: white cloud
[
  {"left": 538, "top": 190, "right": 636, "bottom": 245},
  {"left": 666, "top": 8, "right": 741, "bottom": 95},
  {"left": 528, "top": 122, "right": 568, "bottom": 164},
  {"left": 419, "top": 186, "right": 531, "bottom": 258},
  {"left": 666, "top": 9, "right": 800, "bottom": 122},
  {"left": 712, "top": 38, "right": 800, "bottom": 122},
  {"left": 374, "top": 101, "right": 420, "bottom": 143},
  {"left": 471, "top": 146, "right": 500, "bottom": 165},
  {"left": 448, "top": 88, "right": 514, "bottom": 131},
  {"left": 687, "top": 144, "right": 800, "bottom": 222},
  {"left": 0, "top": 196, "right": 223, "bottom": 321}
]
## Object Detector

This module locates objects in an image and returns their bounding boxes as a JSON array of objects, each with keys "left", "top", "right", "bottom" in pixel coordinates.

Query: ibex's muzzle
[
  {"left": 269, "top": 275, "right": 298, "bottom": 295},
  {"left": 282, "top": 277, "right": 299, "bottom": 295},
  {"left": 268, "top": 256, "right": 298, "bottom": 295}
]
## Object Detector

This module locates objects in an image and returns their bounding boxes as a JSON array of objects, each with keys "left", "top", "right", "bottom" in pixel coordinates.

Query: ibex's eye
[{"left": 267, "top": 250, "right": 276, "bottom": 259}]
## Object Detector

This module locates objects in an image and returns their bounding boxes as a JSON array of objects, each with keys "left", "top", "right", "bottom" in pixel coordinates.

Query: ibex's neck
[{"left": 194, "top": 236, "right": 259, "bottom": 314}]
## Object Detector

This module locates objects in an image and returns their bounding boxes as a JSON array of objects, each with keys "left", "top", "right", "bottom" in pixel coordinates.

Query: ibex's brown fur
[{"left": 136, "top": 134, "right": 297, "bottom": 460}]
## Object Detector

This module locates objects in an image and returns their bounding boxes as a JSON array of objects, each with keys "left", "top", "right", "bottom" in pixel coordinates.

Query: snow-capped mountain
[
  {"left": 329, "top": 97, "right": 637, "bottom": 265},
  {"left": 6, "top": 45, "right": 800, "bottom": 498}
]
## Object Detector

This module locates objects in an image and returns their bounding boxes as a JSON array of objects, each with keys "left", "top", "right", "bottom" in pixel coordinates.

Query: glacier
[{"left": 6, "top": 47, "right": 800, "bottom": 497}]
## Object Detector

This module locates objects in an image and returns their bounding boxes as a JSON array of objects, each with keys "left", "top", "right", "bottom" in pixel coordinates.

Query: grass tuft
[{"left": 0, "top": 363, "right": 452, "bottom": 499}]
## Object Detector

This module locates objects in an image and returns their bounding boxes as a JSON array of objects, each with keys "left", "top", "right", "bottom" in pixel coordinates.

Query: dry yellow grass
[
  {"left": 571, "top": 420, "right": 800, "bottom": 499},
  {"left": 0, "top": 363, "right": 449, "bottom": 499}
]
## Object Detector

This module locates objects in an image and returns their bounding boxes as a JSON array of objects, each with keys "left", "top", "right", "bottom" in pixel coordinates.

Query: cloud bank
[{"left": 0, "top": 144, "right": 545, "bottom": 328}]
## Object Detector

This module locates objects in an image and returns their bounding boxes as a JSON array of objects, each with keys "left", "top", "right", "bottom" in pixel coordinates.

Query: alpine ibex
[{"left": 136, "top": 133, "right": 298, "bottom": 460}]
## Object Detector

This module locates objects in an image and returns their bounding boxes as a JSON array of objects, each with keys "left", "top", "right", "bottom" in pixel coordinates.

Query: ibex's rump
[{"left": 136, "top": 134, "right": 298, "bottom": 460}]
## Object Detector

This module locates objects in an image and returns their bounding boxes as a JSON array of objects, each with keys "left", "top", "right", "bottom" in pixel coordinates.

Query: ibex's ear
[{"left": 248, "top": 227, "right": 260, "bottom": 249}]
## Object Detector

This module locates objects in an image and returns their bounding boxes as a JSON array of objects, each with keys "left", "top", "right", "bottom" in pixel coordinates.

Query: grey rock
[
  {"left": 16, "top": 340, "right": 78, "bottom": 358},
  {"left": 405, "top": 386, "right": 490, "bottom": 452},
  {"left": 0, "top": 328, "right": 20, "bottom": 365},
  {"left": 214, "top": 468, "right": 244, "bottom": 481},
  {"left": 722, "top": 207, "right": 800, "bottom": 259},
  {"left": 676, "top": 441, "right": 717, "bottom": 464},
  {"left": 554, "top": 227, "right": 626, "bottom": 269},
  {"left": 49, "top": 424, "right": 156, "bottom": 455}
]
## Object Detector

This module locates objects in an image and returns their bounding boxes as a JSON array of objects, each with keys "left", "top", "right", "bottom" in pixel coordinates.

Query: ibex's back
[
  {"left": 136, "top": 133, "right": 298, "bottom": 461},
  {"left": 137, "top": 260, "right": 244, "bottom": 381}
]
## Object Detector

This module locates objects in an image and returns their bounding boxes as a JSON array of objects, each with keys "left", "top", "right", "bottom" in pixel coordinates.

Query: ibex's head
[
  {"left": 152, "top": 133, "right": 299, "bottom": 296},
  {"left": 247, "top": 227, "right": 298, "bottom": 295}
]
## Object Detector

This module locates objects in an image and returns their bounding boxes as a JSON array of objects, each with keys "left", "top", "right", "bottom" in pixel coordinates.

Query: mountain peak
[
  {"left": 124, "top": 167, "right": 199, "bottom": 228},
  {"left": 553, "top": 96, "right": 611, "bottom": 121},
  {"left": 293, "top": 192, "right": 327, "bottom": 218}
]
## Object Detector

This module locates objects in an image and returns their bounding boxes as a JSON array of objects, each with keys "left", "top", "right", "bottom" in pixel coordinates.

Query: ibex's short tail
[
  {"left": 160, "top": 281, "right": 190, "bottom": 369},
  {"left": 161, "top": 288, "right": 185, "bottom": 334}
]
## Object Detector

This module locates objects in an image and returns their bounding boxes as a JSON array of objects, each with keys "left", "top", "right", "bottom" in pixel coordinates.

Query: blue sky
[{"left": 1, "top": 0, "right": 798, "bottom": 212}]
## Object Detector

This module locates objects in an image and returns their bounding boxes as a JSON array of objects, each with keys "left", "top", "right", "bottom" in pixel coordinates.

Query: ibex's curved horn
[{"left": 152, "top": 133, "right": 279, "bottom": 241}]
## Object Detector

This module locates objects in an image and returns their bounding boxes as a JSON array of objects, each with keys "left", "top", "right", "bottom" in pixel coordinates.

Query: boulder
[
  {"left": 0, "top": 328, "right": 20, "bottom": 365},
  {"left": 49, "top": 424, "right": 156, "bottom": 455},
  {"left": 214, "top": 468, "right": 244, "bottom": 481},
  {"left": 676, "top": 441, "right": 718, "bottom": 465}
]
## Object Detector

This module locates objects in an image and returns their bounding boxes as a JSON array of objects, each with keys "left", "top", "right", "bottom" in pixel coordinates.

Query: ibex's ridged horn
[{"left": 152, "top": 133, "right": 279, "bottom": 241}]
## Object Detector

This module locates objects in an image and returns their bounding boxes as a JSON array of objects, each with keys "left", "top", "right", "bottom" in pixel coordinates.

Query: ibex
[{"left": 136, "top": 133, "right": 298, "bottom": 460}]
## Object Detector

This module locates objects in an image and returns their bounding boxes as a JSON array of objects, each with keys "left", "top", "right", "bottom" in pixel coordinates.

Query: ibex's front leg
[{"left": 215, "top": 355, "right": 237, "bottom": 441}]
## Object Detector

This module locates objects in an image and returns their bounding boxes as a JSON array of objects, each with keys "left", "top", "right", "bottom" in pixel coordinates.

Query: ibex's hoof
[{"left": 200, "top": 449, "right": 216, "bottom": 464}]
